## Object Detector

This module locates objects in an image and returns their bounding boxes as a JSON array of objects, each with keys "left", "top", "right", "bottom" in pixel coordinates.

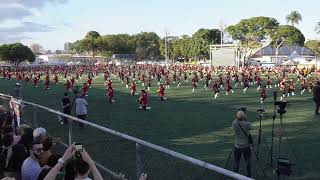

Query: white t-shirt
[{"left": 76, "top": 98, "right": 88, "bottom": 115}]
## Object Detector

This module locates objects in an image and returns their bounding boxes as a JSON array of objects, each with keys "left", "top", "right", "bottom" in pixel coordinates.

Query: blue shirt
[{"left": 21, "top": 157, "right": 42, "bottom": 180}]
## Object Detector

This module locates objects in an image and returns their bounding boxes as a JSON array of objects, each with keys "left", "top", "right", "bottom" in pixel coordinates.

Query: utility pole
[
  {"left": 165, "top": 31, "right": 169, "bottom": 63},
  {"left": 220, "top": 20, "right": 224, "bottom": 47}
]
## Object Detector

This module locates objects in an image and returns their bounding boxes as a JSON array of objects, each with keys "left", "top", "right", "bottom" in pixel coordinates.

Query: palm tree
[
  {"left": 316, "top": 21, "right": 320, "bottom": 34},
  {"left": 286, "top": 11, "right": 302, "bottom": 26}
]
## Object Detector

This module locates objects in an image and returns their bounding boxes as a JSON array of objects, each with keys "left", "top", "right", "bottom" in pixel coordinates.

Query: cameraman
[{"left": 232, "top": 110, "right": 252, "bottom": 177}]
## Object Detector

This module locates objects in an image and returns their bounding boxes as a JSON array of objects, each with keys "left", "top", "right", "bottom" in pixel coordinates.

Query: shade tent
[{"left": 282, "top": 60, "right": 296, "bottom": 65}]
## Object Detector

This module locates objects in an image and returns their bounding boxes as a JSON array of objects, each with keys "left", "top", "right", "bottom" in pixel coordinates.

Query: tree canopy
[
  {"left": 0, "top": 43, "right": 35, "bottom": 66},
  {"left": 226, "top": 16, "right": 280, "bottom": 64},
  {"left": 270, "top": 25, "right": 305, "bottom": 47},
  {"left": 305, "top": 40, "right": 320, "bottom": 56}
]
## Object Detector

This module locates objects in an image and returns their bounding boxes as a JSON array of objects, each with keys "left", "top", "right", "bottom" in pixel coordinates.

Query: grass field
[{"left": 0, "top": 74, "right": 319, "bottom": 180}]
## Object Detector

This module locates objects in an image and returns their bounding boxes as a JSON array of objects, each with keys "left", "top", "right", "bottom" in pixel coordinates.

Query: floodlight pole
[{"left": 165, "top": 32, "right": 169, "bottom": 63}]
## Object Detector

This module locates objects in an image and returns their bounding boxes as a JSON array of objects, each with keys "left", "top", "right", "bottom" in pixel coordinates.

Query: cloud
[
  {"left": 0, "top": 4, "right": 33, "bottom": 22},
  {"left": 0, "top": 22, "right": 56, "bottom": 44},
  {"left": 0, "top": 22, "right": 56, "bottom": 33},
  {"left": 0, "top": 0, "right": 68, "bottom": 9},
  {"left": 0, "top": 0, "right": 69, "bottom": 22},
  {"left": 0, "top": 0, "right": 68, "bottom": 44}
]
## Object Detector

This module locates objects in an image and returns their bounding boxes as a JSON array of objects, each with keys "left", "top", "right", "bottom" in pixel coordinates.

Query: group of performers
[{"left": 1, "top": 64, "right": 318, "bottom": 110}]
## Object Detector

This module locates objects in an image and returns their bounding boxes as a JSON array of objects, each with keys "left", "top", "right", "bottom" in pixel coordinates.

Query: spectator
[
  {"left": 37, "top": 167, "right": 51, "bottom": 180},
  {"left": 39, "top": 137, "right": 53, "bottom": 167},
  {"left": 312, "top": 81, "right": 320, "bottom": 115},
  {"left": 75, "top": 95, "right": 88, "bottom": 128},
  {"left": 33, "top": 128, "right": 46, "bottom": 142},
  {"left": 13, "top": 83, "right": 22, "bottom": 100},
  {"left": 0, "top": 133, "right": 27, "bottom": 179},
  {"left": 44, "top": 144, "right": 103, "bottom": 180},
  {"left": 21, "top": 141, "right": 43, "bottom": 180},
  {"left": 19, "top": 128, "right": 34, "bottom": 151},
  {"left": 61, "top": 93, "right": 71, "bottom": 125}
]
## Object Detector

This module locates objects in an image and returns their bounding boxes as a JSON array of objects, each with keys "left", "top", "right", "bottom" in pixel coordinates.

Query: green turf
[{"left": 0, "top": 74, "right": 319, "bottom": 180}]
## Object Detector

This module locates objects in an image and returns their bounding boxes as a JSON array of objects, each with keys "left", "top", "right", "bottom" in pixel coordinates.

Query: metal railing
[{"left": 0, "top": 93, "right": 254, "bottom": 180}]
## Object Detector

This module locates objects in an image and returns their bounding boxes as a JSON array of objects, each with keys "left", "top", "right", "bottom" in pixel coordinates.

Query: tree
[
  {"left": 134, "top": 32, "right": 161, "bottom": 60},
  {"left": 305, "top": 40, "right": 320, "bottom": 56},
  {"left": 270, "top": 25, "right": 305, "bottom": 47},
  {"left": 315, "top": 21, "right": 320, "bottom": 34},
  {"left": 286, "top": 11, "right": 302, "bottom": 26},
  {"left": 191, "top": 28, "right": 221, "bottom": 60},
  {"left": 226, "top": 16, "right": 279, "bottom": 66},
  {"left": 30, "top": 43, "right": 44, "bottom": 55},
  {"left": 0, "top": 43, "right": 35, "bottom": 67},
  {"left": 82, "top": 31, "right": 101, "bottom": 57}
]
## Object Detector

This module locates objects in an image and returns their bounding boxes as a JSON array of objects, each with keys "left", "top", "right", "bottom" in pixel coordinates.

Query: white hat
[{"left": 15, "top": 82, "right": 21, "bottom": 86}]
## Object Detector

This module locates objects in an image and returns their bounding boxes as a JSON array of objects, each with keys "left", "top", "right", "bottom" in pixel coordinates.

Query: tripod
[
  {"left": 255, "top": 111, "right": 271, "bottom": 161},
  {"left": 225, "top": 139, "right": 267, "bottom": 178}
]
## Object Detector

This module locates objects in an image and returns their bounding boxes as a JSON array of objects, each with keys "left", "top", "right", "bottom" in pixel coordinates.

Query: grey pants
[{"left": 233, "top": 146, "right": 252, "bottom": 177}]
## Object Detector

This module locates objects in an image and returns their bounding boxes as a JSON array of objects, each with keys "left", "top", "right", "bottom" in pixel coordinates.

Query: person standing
[
  {"left": 61, "top": 92, "right": 71, "bottom": 124},
  {"left": 21, "top": 141, "right": 43, "bottom": 180},
  {"left": 232, "top": 110, "right": 252, "bottom": 178},
  {"left": 75, "top": 95, "right": 88, "bottom": 128},
  {"left": 312, "top": 81, "right": 320, "bottom": 115},
  {"left": 13, "top": 83, "right": 22, "bottom": 99}
]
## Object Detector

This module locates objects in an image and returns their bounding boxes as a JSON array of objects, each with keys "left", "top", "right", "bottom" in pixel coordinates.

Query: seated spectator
[
  {"left": 21, "top": 141, "right": 43, "bottom": 180},
  {"left": 39, "top": 137, "right": 53, "bottom": 167},
  {"left": 33, "top": 128, "right": 47, "bottom": 142}
]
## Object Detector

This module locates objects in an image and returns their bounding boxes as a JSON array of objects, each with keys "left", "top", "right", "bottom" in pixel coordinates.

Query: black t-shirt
[{"left": 62, "top": 97, "right": 71, "bottom": 112}]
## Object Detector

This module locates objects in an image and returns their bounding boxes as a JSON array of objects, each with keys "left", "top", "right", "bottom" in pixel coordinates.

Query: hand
[
  {"left": 80, "top": 149, "right": 94, "bottom": 165},
  {"left": 62, "top": 143, "right": 75, "bottom": 161},
  {"left": 139, "top": 173, "right": 147, "bottom": 180}
]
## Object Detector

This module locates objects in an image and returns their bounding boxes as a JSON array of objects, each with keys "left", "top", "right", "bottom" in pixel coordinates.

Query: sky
[{"left": 0, "top": 0, "right": 319, "bottom": 51}]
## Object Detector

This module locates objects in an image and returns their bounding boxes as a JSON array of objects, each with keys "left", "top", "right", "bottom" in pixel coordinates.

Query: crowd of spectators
[{"left": 0, "top": 104, "right": 147, "bottom": 180}]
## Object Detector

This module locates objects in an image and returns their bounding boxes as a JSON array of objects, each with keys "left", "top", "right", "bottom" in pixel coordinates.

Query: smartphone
[{"left": 75, "top": 143, "right": 83, "bottom": 152}]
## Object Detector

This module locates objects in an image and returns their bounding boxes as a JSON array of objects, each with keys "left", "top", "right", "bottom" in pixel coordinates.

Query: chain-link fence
[{"left": 0, "top": 93, "right": 253, "bottom": 180}]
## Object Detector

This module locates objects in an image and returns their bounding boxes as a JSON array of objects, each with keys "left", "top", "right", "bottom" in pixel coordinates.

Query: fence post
[
  {"left": 32, "top": 105, "right": 38, "bottom": 127},
  {"left": 136, "top": 143, "right": 142, "bottom": 180},
  {"left": 68, "top": 118, "right": 73, "bottom": 145}
]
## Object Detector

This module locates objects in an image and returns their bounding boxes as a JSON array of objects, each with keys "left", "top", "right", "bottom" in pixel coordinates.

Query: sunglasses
[{"left": 34, "top": 148, "right": 43, "bottom": 153}]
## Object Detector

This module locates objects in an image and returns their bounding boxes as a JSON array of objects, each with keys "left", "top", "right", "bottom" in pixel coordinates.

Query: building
[
  {"left": 250, "top": 45, "right": 316, "bottom": 65},
  {"left": 64, "top": 42, "right": 72, "bottom": 53}
]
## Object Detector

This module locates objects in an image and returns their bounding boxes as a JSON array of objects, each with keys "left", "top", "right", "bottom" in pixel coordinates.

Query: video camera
[
  {"left": 274, "top": 101, "right": 287, "bottom": 114},
  {"left": 237, "top": 107, "right": 247, "bottom": 113}
]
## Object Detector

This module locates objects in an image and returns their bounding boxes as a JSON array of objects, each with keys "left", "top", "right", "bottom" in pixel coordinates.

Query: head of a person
[
  {"left": 64, "top": 92, "right": 68, "bottom": 97},
  {"left": 30, "top": 140, "right": 43, "bottom": 160},
  {"left": 42, "top": 137, "right": 53, "bottom": 152},
  {"left": 236, "top": 110, "right": 246, "bottom": 121},
  {"left": 74, "top": 159, "right": 90, "bottom": 178},
  {"left": 317, "top": 81, "right": 320, "bottom": 86},
  {"left": 64, "top": 159, "right": 76, "bottom": 180},
  {"left": 15, "top": 83, "right": 21, "bottom": 87},
  {"left": 33, "top": 127, "right": 47, "bottom": 142}
]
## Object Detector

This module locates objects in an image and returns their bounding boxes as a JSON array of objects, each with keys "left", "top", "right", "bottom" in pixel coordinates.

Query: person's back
[
  {"left": 232, "top": 119, "right": 252, "bottom": 148},
  {"left": 75, "top": 97, "right": 87, "bottom": 116}
]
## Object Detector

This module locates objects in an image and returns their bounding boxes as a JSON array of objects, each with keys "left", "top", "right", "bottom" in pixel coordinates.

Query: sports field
[{"left": 0, "top": 74, "right": 319, "bottom": 180}]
